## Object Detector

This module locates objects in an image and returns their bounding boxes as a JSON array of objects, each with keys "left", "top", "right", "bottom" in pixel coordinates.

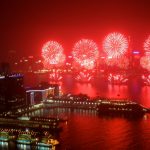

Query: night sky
[{"left": 1, "top": 0, "right": 150, "bottom": 61}]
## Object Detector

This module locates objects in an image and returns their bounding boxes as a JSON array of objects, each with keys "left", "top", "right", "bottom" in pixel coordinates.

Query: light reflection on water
[
  {"left": 24, "top": 74, "right": 150, "bottom": 107},
  {"left": 17, "top": 144, "right": 31, "bottom": 150},
  {"left": 60, "top": 75, "right": 150, "bottom": 107},
  {"left": 26, "top": 108, "right": 97, "bottom": 118},
  {"left": 0, "top": 142, "right": 52, "bottom": 150},
  {"left": 1, "top": 108, "right": 150, "bottom": 150},
  {"left": 22, "top": 74, "right": 150, "bottom": 149},
  {"left": 26, "top": 108, "right": 150, "bottom": 150},
  {"left": 140, "top": 86, "right": 150, "bottom": 107},
  {"left": 61, "top": 82, "right": 150, "bottom": 107},
  {"left": 0, "top": 141, "right": 8, "bottom": 150},
  {"left": 17, "top": 144, "right": 51, "bottom": 150}
]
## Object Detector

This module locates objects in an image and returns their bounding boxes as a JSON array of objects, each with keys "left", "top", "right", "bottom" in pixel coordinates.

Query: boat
[
  {"left": 0, "top": 132, "right": 9, "bottom": 142},
  {"left": 38, "top": 137, "right": 52, "bottom": 147},
  {"left": 37, "top": 136, "right": 59, "bottom": 147},
  {"left": 97, "top": 100, "right": 148, "bottom": 117},
  {"left": 16, "top": 134, "right": 32, "bottom": 144},
  {"left": 0, "top": 116, "right": 60, "bottom": 132}
]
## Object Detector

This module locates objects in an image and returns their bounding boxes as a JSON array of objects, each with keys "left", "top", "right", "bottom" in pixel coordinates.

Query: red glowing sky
[{"left": 1, "top": 0, "right": 150, "bottom": 61}]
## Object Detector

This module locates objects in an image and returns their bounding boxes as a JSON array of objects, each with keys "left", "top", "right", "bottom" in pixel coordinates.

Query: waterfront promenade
[{"left": 11, "top": 96, "right": 150, "bottom": 118}]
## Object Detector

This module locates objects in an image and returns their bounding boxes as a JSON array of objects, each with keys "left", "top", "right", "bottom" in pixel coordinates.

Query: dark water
[
  {"left": 1, "top": 108, "right": 150, "bottom": 150},
  {"left": 59, "top": 112, "right": 150, "bottom": 150},
  {"left": 27, "top": 108, "right": 150, "bottom": 150}
]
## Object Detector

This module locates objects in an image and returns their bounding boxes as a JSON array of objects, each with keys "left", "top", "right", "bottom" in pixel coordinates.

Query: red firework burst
[
  {"left": 140, "top": 56, "right": 150, "bottom": 71},
  {"left": 42, "top": 41, "right": 65, "bottom": 69},
  {"left": 49, "top": 72, "right": 63, "bottom": 82},
  {"left": 72, "top": 39, "right": 99, "bottom": 70},
  {"left": 117, "top": 56, "right": 129, "bottom": 69},
  {"left": 75, "top": 71, "right": 93, "bottom": 82},
  {"left": 103, "top": 32, "right": 128, "bottom": 58},
  {"left": 144, "top": 36, "right": 150, "bottom": 56},
  {"left": 142, "top": 75, "right": 150, "bottom": 85},
  {"left": 105, "top": 56, "right": 129, "bottom": 69},
  {"left": 108, "top": 73, "right": 128, "bottom": 84},
  {"left": 105, "top": 57, "right": 116, "bottom": 66}
]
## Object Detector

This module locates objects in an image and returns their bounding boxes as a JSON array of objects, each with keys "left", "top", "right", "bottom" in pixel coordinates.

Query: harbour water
[
  {"left": 1, "top": 107, "right": 150, "bottom": 150},
  {"left": 28, "top": 108, "right": 150, "bottom": 150},
  {"left": 1, "top": 74, "right": 149, "bottom": 150},
  {"left": 30, "top": 74, "right": 150, "bottom": 149}
]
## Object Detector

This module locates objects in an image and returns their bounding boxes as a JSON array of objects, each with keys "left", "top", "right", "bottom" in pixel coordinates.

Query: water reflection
[
  {"left": 1, "top": 109, "right": 150, "bottom": 150},
  {"left": 140, "top": 86, "right": 150, "bottom": 107},
  {"left": 56, "top": 109, "right": 150, "bottom": 150},
  {"left": 26, "top": 108, "right": 97, "bottom": 118},
  {"left": 107, "top": 84, "right": 129, "bottom": 98},
  {"left": 0, "top": 141, "right": 53, "bottom": 150},
  {"left": 75, "top": 83, "right": 97, "bottom": 97},
  {"left": 36, "top": 146, "right": 51, "bottom": 150},
  {"left": 0, "top": 141, "right": 8, "bottom": 150},
  {"left": 0, "top": 143, "right": 52, "bottom": 150},
  {"left": 17, "top": 144, "right": 31, "bottom": 150},
  {"left": 17, "top": 144, "right": 52, "bottom": 150},
  {"left": 61, "top": 76, "right": 150, "bottom": 107},
  {"left": 24, "top": 74, "right": 150, "bottom": 107}
]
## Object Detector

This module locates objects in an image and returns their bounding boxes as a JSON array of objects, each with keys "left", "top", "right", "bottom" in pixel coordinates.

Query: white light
[{"left": 0, "top": 76, "right": 5, "bottom": 79}]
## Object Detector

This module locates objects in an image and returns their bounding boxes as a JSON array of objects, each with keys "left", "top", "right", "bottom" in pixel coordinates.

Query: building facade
[{"left": 0, "top": 74, "right": 26, "bottom": 111}]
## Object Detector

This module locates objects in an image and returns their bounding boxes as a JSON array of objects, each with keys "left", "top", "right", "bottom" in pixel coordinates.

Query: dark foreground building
[{"left": 0, "top": 74, "right": 26, "bottom": 112}]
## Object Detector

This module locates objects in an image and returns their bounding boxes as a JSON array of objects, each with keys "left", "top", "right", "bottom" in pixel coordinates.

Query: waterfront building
[{"left": 26, "top": 83, "right": 60, "bottom": 105}]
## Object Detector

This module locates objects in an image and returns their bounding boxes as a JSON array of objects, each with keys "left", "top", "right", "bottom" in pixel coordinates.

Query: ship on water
[{"left": 97, "top": 100, "right": 149, "bottom": 117}]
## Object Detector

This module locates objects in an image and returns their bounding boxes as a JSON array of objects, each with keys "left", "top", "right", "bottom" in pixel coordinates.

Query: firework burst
[
  {"left": 72, "top": 39, "right": 99, "bottom": 70},
  {"left": 75, "top": 71, "right": 93, "bottom": 82},
  {"left": 142, "top": 75, "right": 150, "bottom": 85},
  {"left": 140, "top": 56, "right": 150, "bottom": 71},
  {"left": 144, "top": 36, "right": 150, "bottom": 56},
  {"left": 42, "top": 41, "right": 66, "bottom": 69},
  {"left": 108, "top": 73, "right": 128, "bottom": 84},
  {"left": 103, "top": 32, "right": 128, "bottom": 58}
]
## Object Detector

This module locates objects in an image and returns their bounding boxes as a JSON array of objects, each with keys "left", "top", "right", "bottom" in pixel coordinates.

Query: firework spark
[
  {"left": 42, "top": 41, "right": 66, "bottom": 69},
  {"left": 144, "top": 36, "right": 150, "bottom": 56},
  {"left": 72, "top": 39, "right": 99, "bottom": 70},
  {"left": 142, "top": 75, "right": 150, "bottom": 85},
  {"left": 103, "top": 32, "right": 128, "bottom": 58},
  {"left": 140, "top": 56, "right": 150, "bottom": 71},
  {"left": 108, "top": 73, "right": 128, "bottom": 84}
]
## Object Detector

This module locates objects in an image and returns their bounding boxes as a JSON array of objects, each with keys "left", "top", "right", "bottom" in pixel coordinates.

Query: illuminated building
[
  {"left": 26, "top": 87, "right": 55, "bottom": 105},
  {"left": 26, "top": 83, "right": 60, "bottom": 105}
]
